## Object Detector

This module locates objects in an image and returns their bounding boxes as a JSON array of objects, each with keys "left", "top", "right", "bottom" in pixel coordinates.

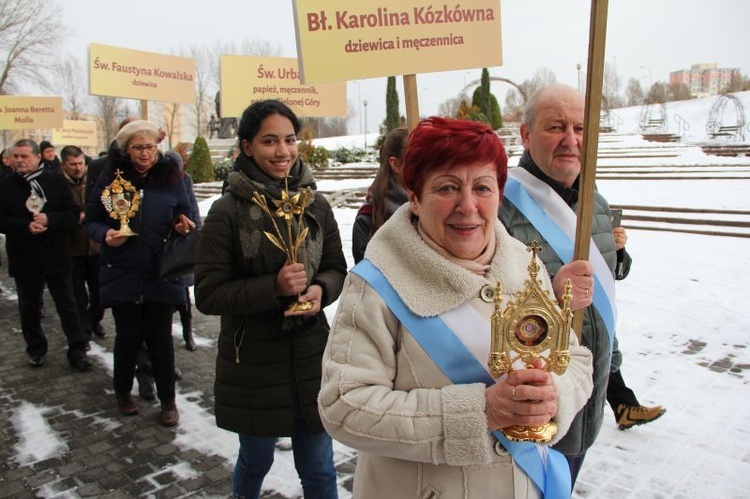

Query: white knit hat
[{"left": 115, "top": 120, "right": 160, "bottom": 149}]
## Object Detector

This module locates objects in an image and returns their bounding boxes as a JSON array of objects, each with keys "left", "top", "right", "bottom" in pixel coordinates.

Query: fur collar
[{"left": 106, "top": 151, "right": 182, "bottom": 188}]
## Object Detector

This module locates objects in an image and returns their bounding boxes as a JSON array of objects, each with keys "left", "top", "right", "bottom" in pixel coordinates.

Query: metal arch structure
[
  {"left": 461, "top": 76, "right": 527, "bottom": 104},
  {"left": 706, "top": 93, "right": 746, "bottom": 142},
  {"left": 638, "top": 97, "right": 668, "bottom": 133}
]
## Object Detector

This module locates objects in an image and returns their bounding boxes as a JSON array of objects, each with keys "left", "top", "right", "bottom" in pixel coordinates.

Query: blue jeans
[{"left": 233, "top": 419, "right": 338, "bottom": 499}]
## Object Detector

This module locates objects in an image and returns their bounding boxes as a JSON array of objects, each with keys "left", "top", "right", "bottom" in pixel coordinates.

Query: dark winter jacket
[
  {"left": 179, "top": 171, "right": 201, "bottom": 288},
  {"left": 85, "top": 140, "right": 120, "bottom": 204},
  {"left": 195, "top": 155, "right": 347, "bottom": 437},
  {"left": 352, "top": 181, "right": 409, "bottom": 264},
  {"left": 42, "top": 157, "right": 61, "bottom": 172},
  {"left": 84, "top": 151, "right": 191, "bottom": 307},
  {"left": 0, "top": 168, "right": 79, "bottom": 277},
  {"left": 65, "top": 171, "right": 100, "bottom": 257},
  {"left": 499, "top": 150, "right": 629, "bottom": 458}
]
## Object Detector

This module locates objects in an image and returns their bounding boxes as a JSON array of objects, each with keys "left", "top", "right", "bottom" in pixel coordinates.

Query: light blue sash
[
  {"left": 503, "top": 168, "right": 616, "bottom": 351},
  {"left": 352, "top": 259, "right": 572, "bottom": 499}
]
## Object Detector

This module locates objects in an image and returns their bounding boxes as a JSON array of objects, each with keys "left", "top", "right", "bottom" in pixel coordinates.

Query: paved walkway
[
  {"left": 0, "top": 233, "right": 359, "bottom": 497},
  {"left": 0, "top": 258, "right": 235, "bottom": 496}
]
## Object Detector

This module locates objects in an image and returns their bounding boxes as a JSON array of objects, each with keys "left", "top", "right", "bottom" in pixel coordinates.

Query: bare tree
[
  {"left": 94, "top": 96, "right": 129, "bottom": 149},
  {"left": 519, "top": 68, "right": 558, "bottom": 101},
  {"left": 158, "top": 102, "right": 182, "bottom": 150},
  {"left": 647, "top": 82, "right": 669, "bottom": 104},
  {"left": 188, "top": 45, "right": 213, "bottom": 138},
  {"left": 45, "top": 54, "right": 88, "bottom": 120},
  {"left": 668, "top": 82, "right": 692, "bottom": 102},
  {"left": 602, "top": 61, "right": 623, "bottom": 109},
  {"left": 722, "top": 71, "right": 749, "bottom": 93},
  {"left": 503, "top": 89, "right": 523, "bottom": 122},
  {"left": 625, "top": 77, "right": 645, "bottom": 107},
  {"left": 0, "top": 0, "right": 67, "bottom": 94},
  {"left": 437, "top": 96, "right": 466, "bottom": 118}
]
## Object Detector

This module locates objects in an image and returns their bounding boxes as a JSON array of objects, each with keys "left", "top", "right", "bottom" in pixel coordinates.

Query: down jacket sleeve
[{"left": 319, "top": 272, "right": 495, "bottom": 467}]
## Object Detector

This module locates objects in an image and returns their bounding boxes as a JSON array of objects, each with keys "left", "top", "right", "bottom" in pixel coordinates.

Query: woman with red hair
[{"left": 319, "top": 117, "right": 593, "bottom": 498}]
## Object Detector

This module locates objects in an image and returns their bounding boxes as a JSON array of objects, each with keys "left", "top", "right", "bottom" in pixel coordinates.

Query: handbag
[{"left": 157, "top": 228, "right": 200, "bottom": 281}]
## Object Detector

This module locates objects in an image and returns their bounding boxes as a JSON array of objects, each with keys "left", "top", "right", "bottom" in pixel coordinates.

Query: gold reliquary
[
  {"left": 488, "top": 241, "right": 573, "bottom": 444},
  {"left": 101, "top": 169, "right": 140, "bottom": 237}
]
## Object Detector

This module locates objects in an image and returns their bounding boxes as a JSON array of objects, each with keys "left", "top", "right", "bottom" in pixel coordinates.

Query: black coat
[
  {"left": 0, "top": 169, "right": 79, "bottom": 277},
  {"left": 195, "top": 157, "right": 347, "bottom": 437},
  {"left": 84, "top": 152, "right": 191, "bottom": 307}
]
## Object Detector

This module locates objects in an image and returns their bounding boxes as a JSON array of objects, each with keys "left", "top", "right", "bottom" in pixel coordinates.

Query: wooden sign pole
[
  {"left": 403, "top": 74, "right": 420, "bottom": 132},
  {"left": 140, "top": 100, "right": 148, "bottom": 121},
  {"left": 572, "top": 0, "right": 609, "bottom": 338}
]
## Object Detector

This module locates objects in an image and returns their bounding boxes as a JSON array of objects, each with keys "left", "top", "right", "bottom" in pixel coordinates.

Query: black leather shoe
[
  {"left": 184, "top": 334, "right": 196, "bottom": 351},
  {"left": 28, "top": 355, "right": 45, "bottom": 367},
  {"left": 92, "top": 323, "right": 106, "bottom": 338},
  {"left": 70, "top": 356, "right": 93, "bottom": 372}
]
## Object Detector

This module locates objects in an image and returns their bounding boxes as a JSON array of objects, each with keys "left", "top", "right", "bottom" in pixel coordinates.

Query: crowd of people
[
  {"left": 0, "top": 120, "right": 200, "bottom": 427},
  {"left": 0, "top": 89, "right": 667, "bottom": 498}
]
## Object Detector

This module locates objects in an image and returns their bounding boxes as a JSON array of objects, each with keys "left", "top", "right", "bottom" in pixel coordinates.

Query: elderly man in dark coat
[{"left": 0, "top": 139, "right": 92, "bottom": 371}]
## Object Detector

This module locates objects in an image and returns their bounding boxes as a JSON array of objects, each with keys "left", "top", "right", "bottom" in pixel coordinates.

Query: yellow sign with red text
[
  {"left": 220, "top": 56, "right": 347, "bottom": 118},
  {"left": 0, "top": 96, "right": 64, "bottom": 130},
  {"left": 292, "top": 0, "right": 502, "bottom": 84},
  {"left": 89, "top": 43, "right": 196, "bottom": 104},
  {"left": 53, "top": 120, "right": 98, "bottom": 148}
]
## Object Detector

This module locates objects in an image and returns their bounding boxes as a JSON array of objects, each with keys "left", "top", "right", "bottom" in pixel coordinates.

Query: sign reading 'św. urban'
[{"left": 220, "top": 56, "right": 347, "bottom": 118}]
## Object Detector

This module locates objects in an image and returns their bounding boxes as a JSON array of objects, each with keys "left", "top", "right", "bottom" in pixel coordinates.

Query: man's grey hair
[{"left": 14, "top": 139, "right": 40, "bottom": 154}]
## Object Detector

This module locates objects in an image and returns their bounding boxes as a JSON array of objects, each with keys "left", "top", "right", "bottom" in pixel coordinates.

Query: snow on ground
[
  {"left": 8, "top": 178, "right": 750, "bottom": 498},
  {"left": 6, "top": 91, "right": 750, "bottom": 496},
  {"left": 608, "top": 90, "right": 750, "bottom": 144},
  {"left": 190, "top": 142, "right": 750, "bottom": 497}
]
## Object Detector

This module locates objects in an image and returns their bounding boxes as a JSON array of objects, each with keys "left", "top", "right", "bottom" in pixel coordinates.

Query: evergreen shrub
[{"left": 188, "top": 136, "right": 214, "bottom": 183}]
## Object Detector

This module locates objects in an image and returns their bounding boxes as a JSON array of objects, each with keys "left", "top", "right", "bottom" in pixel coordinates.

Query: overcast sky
[{"left": 59, "top": 0, "right": 749, "bottom": 133}]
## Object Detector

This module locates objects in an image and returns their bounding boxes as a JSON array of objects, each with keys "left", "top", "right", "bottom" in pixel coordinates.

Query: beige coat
[{"left": 319, "top": 204, "right": 593, "bottom": 499}]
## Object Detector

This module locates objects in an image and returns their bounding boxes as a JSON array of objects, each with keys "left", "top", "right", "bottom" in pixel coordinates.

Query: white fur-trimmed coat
[{"left": 319, "top": 204, "right": 593, "bottom": 499}]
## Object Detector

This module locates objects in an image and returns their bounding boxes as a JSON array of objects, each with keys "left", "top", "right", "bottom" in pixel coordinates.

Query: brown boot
[
  {"left": 160, "top": 401, "right": 179, "bottom": 427},
  {"left": 116, "top": 393, "right": 138, "bottom": 416}
]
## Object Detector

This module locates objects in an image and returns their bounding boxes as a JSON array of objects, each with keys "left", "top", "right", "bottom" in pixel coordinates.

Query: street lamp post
[
  {"left": 363, "top": 100, "right": 368, "bottom": 149},
  {"left": 576, "top": 63, "right": 582, "bottom": 92}
]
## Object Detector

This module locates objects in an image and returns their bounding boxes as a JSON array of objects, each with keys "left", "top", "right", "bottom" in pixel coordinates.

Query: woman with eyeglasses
[{"left": 85, "top": 120, "right": 195, "bottom": 426}]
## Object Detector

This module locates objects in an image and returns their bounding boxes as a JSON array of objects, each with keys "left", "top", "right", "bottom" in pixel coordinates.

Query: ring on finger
[{"left": 584, "top": 288, "right": 589, "bottom": 298}]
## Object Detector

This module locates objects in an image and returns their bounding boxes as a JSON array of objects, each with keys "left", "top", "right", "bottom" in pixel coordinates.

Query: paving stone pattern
[{"left": 0, "top": 236, "right": 348, "bottom": 498}]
